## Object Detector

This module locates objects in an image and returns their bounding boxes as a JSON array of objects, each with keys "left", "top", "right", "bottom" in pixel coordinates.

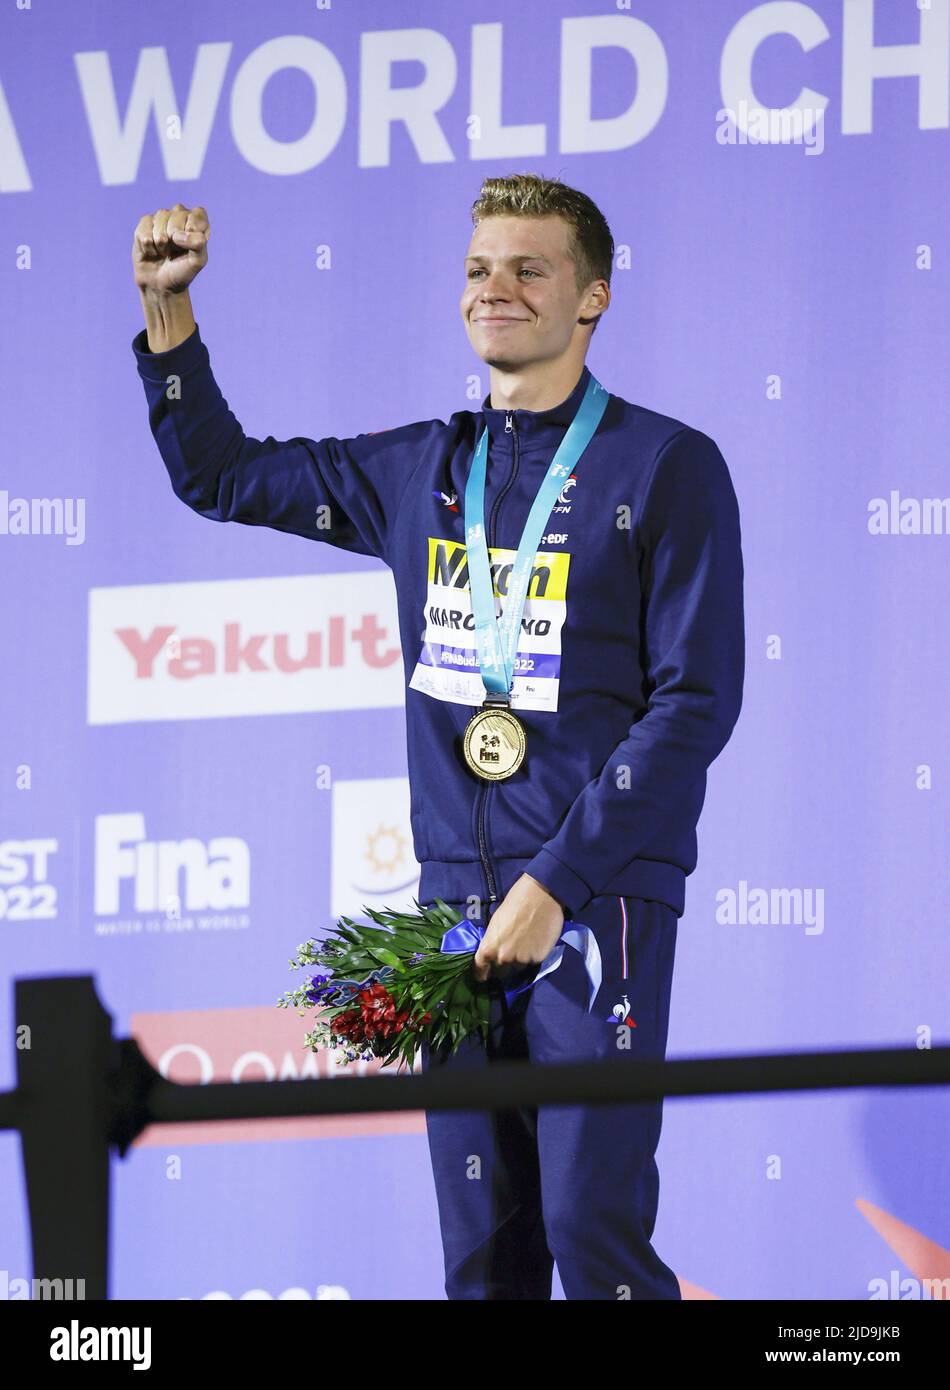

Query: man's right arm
[
  {"left": 132, "top": 203, "right": 432, "bottom": 563},
  {"left": 133, "top": 201, "right": 203, "bottom": 351}
]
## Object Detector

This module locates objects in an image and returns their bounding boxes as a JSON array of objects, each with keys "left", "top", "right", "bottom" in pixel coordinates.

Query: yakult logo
[
  {"left": 115, "top": 617, "right": 394, "bottom": 676},
  {"left": 88, "top": 573, "right": 403, "bottom": 724},
  {"left": 95, "top": 813, "right": 249, "bottom": 918}
]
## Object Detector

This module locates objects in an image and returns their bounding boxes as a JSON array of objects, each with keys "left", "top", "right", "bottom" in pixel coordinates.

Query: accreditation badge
[{"left": 461, "top": 372, "right": 608, "bottom": 784}]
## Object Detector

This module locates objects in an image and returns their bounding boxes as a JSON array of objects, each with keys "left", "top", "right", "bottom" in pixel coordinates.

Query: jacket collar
[{"left": 479, "top": 364, "right": 593, "bottom": 444}]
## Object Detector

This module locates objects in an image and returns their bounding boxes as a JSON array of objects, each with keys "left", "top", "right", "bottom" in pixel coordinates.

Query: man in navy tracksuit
[{"left": 131, "top": 175, "right": 744, "bottom": 1300}]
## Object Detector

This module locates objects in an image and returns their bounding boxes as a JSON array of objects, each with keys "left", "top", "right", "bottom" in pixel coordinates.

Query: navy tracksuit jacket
[
  {"left": 133, "top": 323, "right": 745, "bottom": 1298},
  {"left": 132, "top": 323, "right": 744, "bottom": 921}
]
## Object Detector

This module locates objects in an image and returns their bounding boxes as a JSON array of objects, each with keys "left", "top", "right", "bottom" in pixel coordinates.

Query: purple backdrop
[{"left": 2, "top": 0, "right": 949, "bottom": 1301}]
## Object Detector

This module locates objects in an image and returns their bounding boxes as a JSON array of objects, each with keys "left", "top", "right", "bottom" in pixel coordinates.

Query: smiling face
[{"left": 461, "top": 214, "right": 607, "bottom": 371}]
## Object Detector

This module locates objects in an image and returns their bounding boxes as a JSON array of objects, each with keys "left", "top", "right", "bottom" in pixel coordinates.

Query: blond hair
[{"left": 469, "top": 173, "right": 614, "bottom": 333}]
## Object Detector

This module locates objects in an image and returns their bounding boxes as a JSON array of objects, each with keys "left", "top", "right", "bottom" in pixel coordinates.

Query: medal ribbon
[{"left": 464, "top": 374, "right": 609, "bottom": 700}]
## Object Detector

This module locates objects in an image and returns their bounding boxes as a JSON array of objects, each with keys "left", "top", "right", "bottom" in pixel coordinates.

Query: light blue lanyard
[{"left": 464, "top": 374, "right": 609, "bottom": 700}]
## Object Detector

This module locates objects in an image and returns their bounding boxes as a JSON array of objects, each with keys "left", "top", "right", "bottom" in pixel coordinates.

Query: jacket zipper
[{"left": 475, "top": 409, "right": 518, "bottom": 906}]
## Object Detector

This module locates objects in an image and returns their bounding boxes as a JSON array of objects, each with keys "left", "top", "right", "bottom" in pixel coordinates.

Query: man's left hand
[{"left": 472, "top": 873, "right": 566, "bottom": 984}]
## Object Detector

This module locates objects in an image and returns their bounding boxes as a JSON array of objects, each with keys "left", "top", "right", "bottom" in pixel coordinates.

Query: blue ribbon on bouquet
[
  {"left": 322, "top": 966, "right": 394, "bottom": 1006},
  {"left": 439, "top": 918, "right": 603, "bottom": 1012}
]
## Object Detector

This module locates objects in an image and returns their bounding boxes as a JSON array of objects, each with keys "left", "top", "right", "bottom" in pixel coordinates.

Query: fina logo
[{"left": 94, "top": 812, "right": 250, "bottom": 917}]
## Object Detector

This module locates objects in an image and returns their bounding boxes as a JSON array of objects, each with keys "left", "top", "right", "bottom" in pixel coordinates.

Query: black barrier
[{"left": 3, "top": 974, "right": 949, "bottom": 1300}]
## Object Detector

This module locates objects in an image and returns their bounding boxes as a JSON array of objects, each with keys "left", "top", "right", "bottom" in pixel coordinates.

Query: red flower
[
  {"left": 332, "top": 1008, "right": 365, "bottom": 1041},
  {"left": 358, "top": 982, "right": 398, "bottom": 1036},
  {"left": 333, "top": 990, "right": 434, "bottom": 1048}
]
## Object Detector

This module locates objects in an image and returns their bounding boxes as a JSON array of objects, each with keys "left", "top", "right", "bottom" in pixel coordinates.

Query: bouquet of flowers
[{"left": 277, "top": 898, "right": 493, "bottom": 1071}]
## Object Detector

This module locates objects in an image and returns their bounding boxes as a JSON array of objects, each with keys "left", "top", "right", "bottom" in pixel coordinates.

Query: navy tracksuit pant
[{"left": 420, "top": 892, "right": 681, "bottom": 1301}]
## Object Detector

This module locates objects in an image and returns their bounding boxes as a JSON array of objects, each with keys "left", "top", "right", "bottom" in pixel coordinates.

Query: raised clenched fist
[{"left": 133, "top": 203, "right": 210, "bottom": 296}]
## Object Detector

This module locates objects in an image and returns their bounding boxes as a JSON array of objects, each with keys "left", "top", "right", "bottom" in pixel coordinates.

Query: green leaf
[{"left": 366, "top": 946, "right": 405, "bottom": 971}]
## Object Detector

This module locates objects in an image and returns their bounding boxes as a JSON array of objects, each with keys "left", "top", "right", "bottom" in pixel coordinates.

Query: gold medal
[{"left": 462, "top": 703, "right": 527, "bottom": 781}]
